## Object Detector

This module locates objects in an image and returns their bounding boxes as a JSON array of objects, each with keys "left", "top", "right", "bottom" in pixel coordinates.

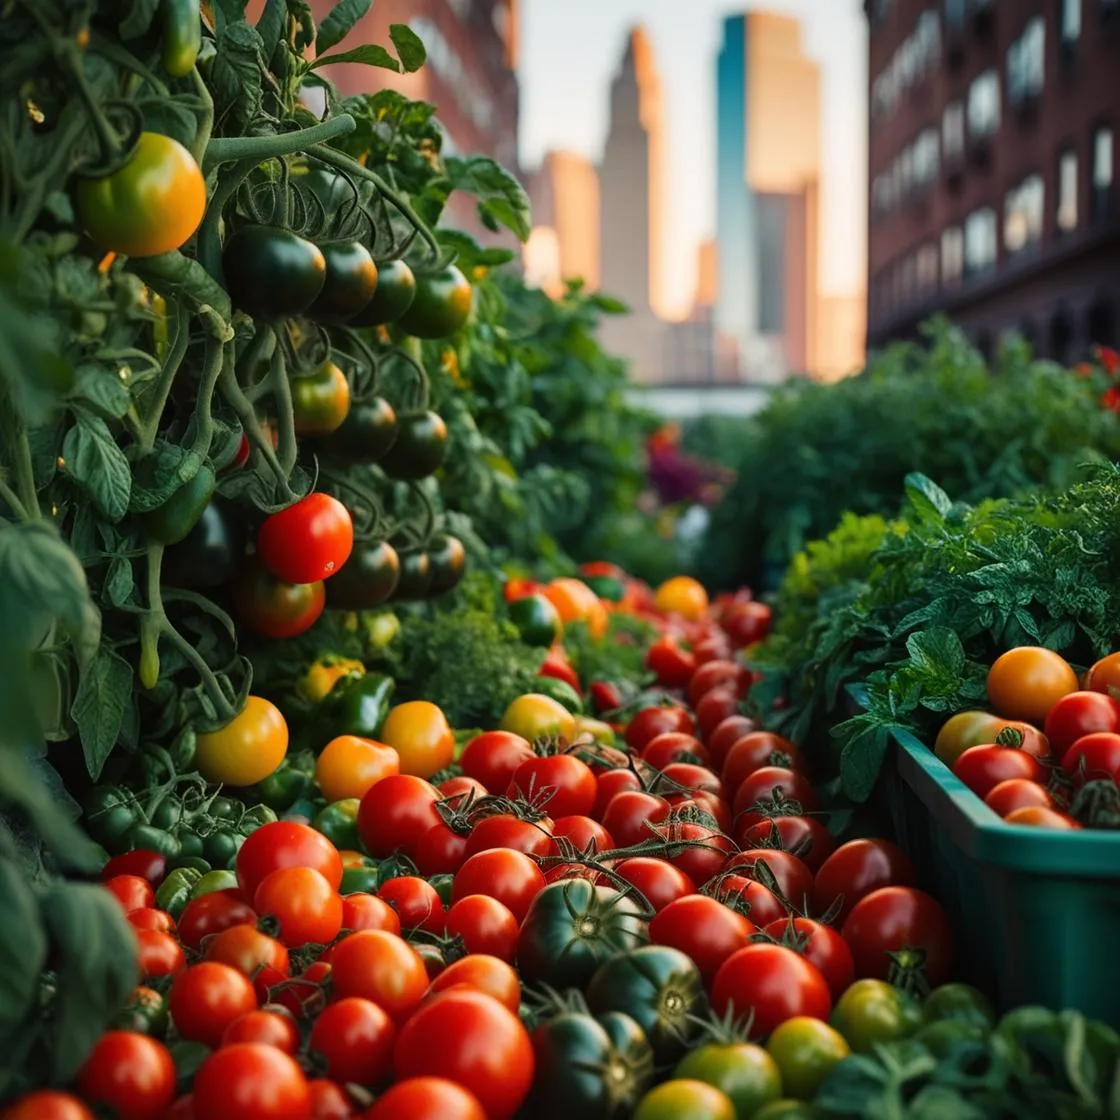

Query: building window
[
  {"left": 942, "top": 226, "right": 964, "bottom": 285},
  {"left": 968, "top": 69, "right": 1000, "bottom": 137},
  {"left": 1094, "top": 125, "right": 1115, "bottom": 222},
  {"left": 1057, "top": 150, "right": 1079, "bottom": 231},
  {"left": 1004, "top": 174, "right": 1045, "bottom": 252},
  {"left": 913, "top": 128, "right": 940, "bottom": 186},
  {"left": 942, "top": 101, "right": 965, "bottom": 159},
  {"left": 1062, "top": 0, "right": 1082, "bottom": 41},
  {"left": 917, "top": 243, "right": 939, "bottom": 293},
  {"left": 900, "top": 254, "right": 917, "bottom": 304},
  {"left": 945, "top": 0, "right": 966, "bottom": 28},
  {"left": 965, "top": 207, "right": 998, "bottom": 274},
  {"left": 1007, "top": 18, "right": 1046, "bottom": 106}
]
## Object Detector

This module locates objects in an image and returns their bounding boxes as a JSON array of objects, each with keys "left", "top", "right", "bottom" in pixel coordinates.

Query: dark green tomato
[
  {"left": 127, "top": 825, "right": 182, "bottom": 859},
  {"left": 586, "top": 945, "right": 709, "bottom": 1070},
  {"left": 390, "top": 549, "right": 432, "bottom": 602},
  {"left": 147, "top": 464, "right": 216, "bottom": 546},
  {"left": 209, "top": 796, "right": 241, "bottom": 822},
  {"left": 241, "top": 805, "right": 278, "bottom": 831},
  {"left": 523, "top": 1011, "right": 655, "bottom": 1120},
  {"left": 192, "top": 869, "right": 238, "bottom": 899},
  {"left": 518, "top": 881, "right": 648, "bottom": 991},
  {"left": 203, "top": 829, "right": 244, "bottom": 870},
  {"left": 915, "top": 1019, "right": 990, "bottom": 1060},
  {"left": 398, "top": 264, "right": 473, "bottom": 339},
  {"left": 254, "top": 763, "right": 312, "bottom": 812},
  {"left": 161, "top": 0, "right": 201, "bottom": 77},
  {"left": 155, "top": 867, "right": 203, "bottom": 917},
  {"left": 327, "top": 673, "right": 396, "bottom": 740},
  {"left": 426, "top": 534, "right": 466, "bottom": 596},
  {"left": 85, "top": 788, "right": 138, "bottom": 849},
  {"left": 223, "top": 225, "right": 326, "bottom": 319},
  {"left": 315, "top": 396, "right": 399, "bottom": 465},
  {"left": 428, "top": 873, "right": 455, "bottom": 906},
  {"left": 534, "top": 677, "right": 584, "bottom": 715},
  {"left": 174, "top": 833, "right": 205, "bottom": 860},
  {"left": 922, "top": 984, "right": 995, "bottom": 1028},
  {"left": 379, "top": 410, "right": 448, "bottom": 481},
  {"left": 149, "top": 801, "right": 182, "bottom": 831},
  {"left": 309, "top": 242, "right": 378, "bottom": 322},
  {"left": 163, "top": 499, "right": 246, "bottom": 590},
  {"left": 324, "top": 540, "right": 400, "bottom": 611},
  {"left": 314, "top": 799, "right": 362, "bottom": 851},
  {"left": 114, "top": 988, "right": 169, "bottom": 1038},
  {"left": 351, "top": 259, "right": 416, "bottom": 326},
  {"left": 284, "top": 797, "right": 320, "bottom": 824},
  {"left": 508, "top": 594, "right": 562, "bottom": 648},
  {"left": 830, "top": 979, "right": 922, "bottom": 1054},
  {"left": 674, "top": 1043, "right": 782, "bottom": 1119},
  {"left": 340, "top": 865, "right": 381, "bottom": 896},
  {"left": 291, "top": 361, "right": 351, "bottom": 438},
  {"left": 583, "top": 576, "right": 625, "bottom": 602}
]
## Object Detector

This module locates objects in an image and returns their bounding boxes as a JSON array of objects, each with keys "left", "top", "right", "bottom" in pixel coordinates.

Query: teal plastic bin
[{"left": 851, "top": 688, "right": 1120, "bottom": 1025}]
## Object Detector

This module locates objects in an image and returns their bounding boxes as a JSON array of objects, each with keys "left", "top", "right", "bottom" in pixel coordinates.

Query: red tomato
[
  {"left": 428, "top": 955, "right": 522, "bottom": 1013},
  {"left": 451, "top": 849, "right": 546, "bottom": 923},
  {"left": 952, "top": 745, "right": 1045, "bottom": 798},
  {"left": 723, "top": 849, "right": 814, "bottom": 911},
  {"left": 362, "top": 1077, "right": 485, "bottom": 1120},
  {"left": 1005, "top": 805, "right": 1082, "bottom": 828},
  {"left": 136, "top": 928, "right": 186, "bottom": 979},
  {"left": 1063, "top": 732, "right": 1120, "bottom": 784},
  {"left": 257, "top": 492, "right": 354, "bottom": 585},
  {"left": 649, "top": 894, "right": 756, "bottom": 983},
  {"left": 1085, "top": 652, "right": 1120, "bottom": 696},
  {"left": 722, "top": 733, "right": 805, "bottom": 796},
  {"left": 812, "top": 839, "right": 915, "bottom": 924},
  {"left": 737, "top": 816, "right": 837, "bottom": 873},
  {"left": 984, "top": 779, "right": 1055, "bottom": 817},
  {"left": 987, "top": 720, "right": 1051, "bottom": 760},
  {"left": 341, "top": 893, "right": 402, "bottom": 935},
  {"left": 642, "top": 732, "right": 709, "bottom": 770},
  {"left": 670, "top": 791, "right": 733, "bottom": 835},
  {"left": 695, "top": 688, "right": 741, "bottom": 740},
  {"left": 706, "top": 715, "right": 758, "bottom": 768},
  {"left": 205, "top": 924, "right": 290, "bottom": 980},
  {"left": 710, "top": 944, "right": 831, "bottom": 1037},
  {"left": 841, "top": 887, "right": 954, "bottom": 987},
  {"left": 393, "top": 990, "right": 534, "bottom": 1120},
  {"left": 101, "top": 850, "right": 167, "bottom": 888},
  {"left": 508, "top": 754, "right": 597, "bottom": 818},
  {"left": 104, "top": 874, "right": 155, "bottom": 914},
  {"left": 611, "top": 857, "right": 696, "bottom": 912},
  {"left": 763, "top": 916, "right": 855, "bottom": 1002},
  {"left": 625, "top": 706, "right": 696, "bottom": 752},
  {"left": 178, "top": 891, "right": 258, "bottom": 951},
  {"left": 75, "top": 1032, "right": 176, "bottom": 1120},
  {"left": 464, "top": 813, "right": 554, "bottom": 859},
  {"left": 254, "top": 867, "right": 343, "bottom": 947},
  {"left": 656, "top": 817, "right": 735, "bottom": 885},
  {"left": 600, "top": 791, "right": 670, "bottom": 848},
  {"left": 591, "top": 768, "right": 644, "bottom": 820},
  {"left": 307, "top": 1079, "right": 355, "bottom": 1119},
  {"left": 357, "top": 775, "right": 441, "bottom": 858},
  {"left": 0, "top": 1091, "right": 95, "bottom": 1120},
  {"left": 444, "top": 895, "right": 519, "bottom": 961},
  {"left": 222, "top": 1010, "right": 300, "bottom": 1054},
  {"left": 236, "top": 821, "right": 343, "bottom": 897},
  {"left": 377, "top": 876, "right": 445, "bottom": 933},
  {"left": 192, "top": 1043, "right": 311, "bottom": 1120},
  {"left": 549, "top": 815, "right": 614, "bottom": 855},
  {"left": 721, "top": 601, "right": 772, "bottom": 647},
  {"left": 262, "top": 961, "right": 331, "bottom": 1021},
  {"left": 128, "top": 907, "right": 175, "bottom": 933},
  {"left": 170, "top": 962, "right": 259, "bottom": 1048},
  {"left": 688, "top": 660, "right": 751, "bottom": 709},
  {"left": 732, "top": 767, "right": 819, "bottom": 826},
  {"left": 660, "top": 762, "right": 724, "bottom": 800},
  {"left": 706, "top": 875, "right": 787, "bottom": 927},
  {"left": 692, "top": 636, "right": 733, "bottom": 665},
  {"left": 1041, "top": 691, "right": 1119, "bottom": 760},
  {"left": 460, "top": 732, "right": 535, "bottom": 794},
  {"left": 308, "top": 997, "right": 396, "bottom": 1085},
  {"left": 589, "top": 680, "right": 625, "bottom": 716},
  {"left": 540, "top": 647, "right": 581, "bottom": 693},
  {"left": 412, "top": 821, "right": 470, "bottom": 877},
  {"left": 646, "top": 637, "right": 697, "bottom": 689},
  {"left": 330, "top": 931, "right": 429, "bottom": 1021}
]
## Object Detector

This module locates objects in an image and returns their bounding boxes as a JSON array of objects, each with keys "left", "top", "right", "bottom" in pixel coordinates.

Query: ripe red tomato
[
  {"left": 1063, "top": 732, "right": 1120, "bottom": 784},
  {"left": 104, "top": 874, "right": 155, "bottom": 914},
  {"left": 460, "top": 731, "right": 535, "bottom": 793},
  {"left": 127, "top": 908, "right": 174, "bottom": 934},
  {"left": 0, "top": 1091, "right": 96, "bottom": 1120},
  {"left": 737, "top": 816, "right": 837, "bottom": 873},
  {"left": 101, "top": 850, "right": 168, "bottom": 888},
  {"left": 438, "top": 775, "right": 489, "bottom": 805},
  {"left": 706, "top": 715, "right": 758, "bottom": 769},
  {"left": 812, "top": 839, "right": 915, "bottom": 924},
  {"left": 1085, "top": 652, "right": 1120, "bottom": 696},
  {"left": 444, "top": 895, "right": 519, "bottom": 961},
  {"left": 205, "top": 924, "right": 290, "bottom": 980},
  {"left": 192, "top": 1043, "right": 311, "bottom": 1120},
  {"left": 688, "top": 660, "right": 751, "bottom": 709},
  {"left": 710, "top": 944, "right": 831, "bottom": 1037},
  {"left": 841, "top": 887, "right": 954, "bottom": 987},
  {"left": 221, "top": 1010, "right": 300, "bottom": 1054},
  {"left": 75, "top": 1031, "right": 176, "bottom": 1120},
  {"left": 625, "top": 706, "right": 696, "bottom": 752},
  {"left": 707, "top": 875, "right": 787, "bottom": 927},
  {"left": 984, "top": 778, "right": 1054, "bottom": 817},
  {"left": 600, "top": 791, "right": 670, "bottom": 848},
  {"left": 136, "top": 928, "right": 186, "bottom": 979},
  {"left": 362, "top": 1077, "right": 485, "bottom": 1120},
  {"left": 591, "top": 768, "right": 644, "bottom": 818},
  {"left": 660, "top": 762, "right": 724, "bottom": 800},
  {"left": 257, "top": 492, "right": 354, "bottom": 585},
  {"left": 357, "top": 775, "right": 441, "bottom": 857},
  {"left": 308, "top": 997, "right": 396, "bottom": 1085},
  {"left": 723, "top": 849, "right": 814, "bottom": 911},
  {"left": 611, "top": 857, "right": 696, "bottom": 912},
  {"left": 428, "top": 954, "right": 522, "bottom": 1013},
  {"left": 549, "top": 814, "right": 614, "bottom": 855},
  {"left": 722, "top": 733, "right": 805, "bottom": 796},
  {"left": 695, "top": 688, "right": 741, "bottom": 740},
  {"left": 1043, "top": 691, "right": 1120, "bottom": 760},
  {"left": 732, "top": 767, "right": 819, "bottom": 826},
  {"left": 393, "top": 989, "right": 535, "bottom": 1120},
  {"left": 341, "top": 893, "right": 401, "bottom": 935},
  {"left": 452, "top": 848, "right": 546, "bottom": 923},
  {"left": 170, "top": 962, "right": 260, "bottom": 1048},
  {"left": 763, "top": 916, "right": 855, "bottom": 1002},
  {"left": 646, "top": 636, "right": 697, "bottom": 688},
  {"left": 254, "top": 866, "right": 343, "bottom": 948},
  {"left": 412, "top": 821, "right": 470, "bottom": 876},
  {"left": 649, "top": 894, "right": 756, "bottom": 983},
  {"left": 178, "top": 891, "right": 258, "bottom": 950},
  {"left": 508, "top": 754, "right": 597, "bottom": 818},
  {"left": 236, "top": 821, "right": 343, "bottom": 897},
  {"left": 464, "top": 813, "right": 554, "bottom": 859},
  {"left": 721, "top": 601, "right": 772, "bottom": 647},
  {"left": 1005, "top": 805, "right": 1082, "bottom": 828},
  {"left": 987, "top": 720, "right": 1051, "bottom": 760},
  {"left": 952, "top": 745, "right": 1045, "bottom": 798},
  {"left": 307, "top": 1079, "right": 355, "bottom": 1120},
  {"left": 656, "top": 817, "right": 735, "bottom": 885},
  {"left": 642, "top": 732, "right": 709, "bottom": 770},
  {"left": 330, "top": 931, "right": 429, "bottom": 1021},
  {"left": 377, "top": 876, "right": 445, "bottom": 933}
]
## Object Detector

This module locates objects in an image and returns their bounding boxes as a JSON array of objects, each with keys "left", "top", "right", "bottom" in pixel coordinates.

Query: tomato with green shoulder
[
  {"left": 235, "top": 560, "right": 325, "bottom": 640},
  {"left": 351, "top": 259, "right": 417, "bottom": 326},
  {"left": 398, "top": 264, "right": 472, "bottom": 339},
  {"left": 147, "top": 464, "right": 216, "bottom": 546},
  {"left": 291, "top": 361, "right": 350, "bottom": 438},
  {"left": 324, "top": 540, "right": 401, "bottom": 611},
  {"left": 509, "top": 594, "right": 563, "bottom": 647},
  {"left": 379, "top": 411, "right": 449, "bottom": 481},
  {"left": 392, "top": 549, "right": 433, "bottom": 601},
  {"left": 309, "top": 242, "right": 378, "bottom": 322},
  {"left": 427, "top": 534, "right": 466, "bottom": 595},
  {"left": 223, "top": 225, "right": 326, "bottom": 319}
]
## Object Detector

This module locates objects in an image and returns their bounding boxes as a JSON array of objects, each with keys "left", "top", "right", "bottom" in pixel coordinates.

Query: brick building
[{"left": 865, "top": 0, "right": 1120, "bottom": 362}]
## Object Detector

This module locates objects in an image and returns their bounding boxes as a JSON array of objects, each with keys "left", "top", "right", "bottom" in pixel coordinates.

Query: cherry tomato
[
  {"left": 830, "top": 978, "right": 921, "bottom": 1053},
  {"left": 376, "top": 876, "right": 445, "bottom": 933},
  {"left": 105, "top": 874, "right": 155, "bottom": 913},
  {"left": 763, "top": 917, "right": 855, "bottom": 1002},
  {"left": 738, "top": 816, "right": 837, "bottom": 873},
  {"left": 722, "top": 734, "right": 805, "bottom": 797},
  {"left": 841, "top": 887, "right": 954, "bottom": 987},
  {"left": 254, "top": 867, "right": 343, "bottom": 947},
  {"left": 642, "top": 732, "right": 709, "bottom": 770},
  {"left": 307, "top": 1079, "right": 355, "bottom": 1120},
  {"left": 379, "top": 701, "right": 455, "bottom": 779},
  {"left": 499, "top": 692, "right": 577, "bottom": 744},
  {"left": 178, "top": 890, "right": 258, "bottom": 951},
  {"left": 952, "top": 745, "right": 1045, "bottom": 798},
  {"left": 710, "top": 945, "right": 832, "bottom": 1039},
  {"left": 721, "top": 601, "right": 772, "bottom": 647},
  {"left": 601, "top": 791, "right": 671, "bottom": 848},
  {"left": 647, "top": 637, "right": 697, "bottom": 688},
  {"left": 341, "top": 893, "right": 401, "bottom": 935},
  {"left": 438, "top": 775, "right": 489, "bottom": 804},
  {"left": 1086, "top": 652, "right": 1120, "bottom": 696},
  {"left": 196, "top": 696, "right": 289, "bottom": 787},
  {"left": 765, "top": 1017, "right": 850, "bottom": 1099},
  {"left": 688, "top": 660, "right": 751, "bottom": 710},
  {"left": 257, "top": 493, "right": 354, "bottom": 585},
  {"left": 452, "top": 848, "right": 546, "bottom": 923},
  {"left": 733, "top": 768, "right": 819, "bottom": 826},
  {"left": 1005, "top": 805, "right": 1082, "bottom": 828},
  {"left": 362, "top": 1077, "right": 485, "bottom": 1120},
  {"left": 625, "top": 706, "right": 696, "bottom": 752},
  {"left": 706, "top": 716, "right": 758, "bottom": 769},
  {"left": 460, "top": 731, "right": 535, "bottom": 793},
  {"left": 192, "top": 1043, "right": 311, "bottom": 1120},
  {"left": 649, "top": 895, "right": 756, "bottom": 984},
  {"left": 932, "top": 711, "right": 1005, "bottom": 766},
  {"left": 236, "top": 821, "right": 343, "bottom": 896},
  {"left": 308, "top": 997, "right": 396, "bottom": 1085},
  {"left": 235, "top": 561, "right": 325, "bottom": 640},
  {"left": 0, "top": 1091, "right": 96, "bottom": 1120},
  {"left": 661, "top": 762, "right": 724, "bottom": 800},
  {"left": 329, "top": 930, "right": 429, "bottom": 1020},
  {"left": 205, "top": 924, "right": 290, "bottom": 980},
  {"left": 724, "top": 850, "right": 814, "bottom": 912},
  {"left": 656, "top": 817, "right": 735, "bottom": 886},
  {"left": 655, "top": 575, "right": 710, "bottom": 620},
  {"left": 986, "top": 720, "right": 1052, "bottom": 760},
  {"left": 101, "top": 850, "right": 168, "bottom": 888},
  {"left": 1063, "top": 731, "right": 1120, "bottom": 784},
  {"left": 358, "top": 775, "right": 441, "bottom": 857},
  {"left": 592, "top": 768, "right": 644, "bottom": 818},
  {"left": 984, "top": 779, "right": 1054, "bottom": 817},
  {"left": 291, "top": 360, "right": 351, "bottom": 437},
  {"left": 221, "top": 1009, "right": 300, "bottom": 1054},
  {"left": 428, "top": 954, "right": 522, "bottom": 1013},
  {"left": 75, "top": 1031, "right": 176, "bottom": 1120},
  {"left": 612, "top": 858, "right": 696, "bottom": 912},
  {"left": 508, "top": 754, "right": 597, "bottom": 818},
  {"left": 986, "top": 647, "right": 1078, "bottom": 725},
  {"left": 634, "top": 1080, "right": 735, "bottom": 1120},
  {"left": 812, "top": 839, "right": 914, "bottom": 924},
  {"left": 444, "top": 895, "right": 519, "bottom": 961},
  {"left": 136, "top": 928, "right": 186, "bottom": 979},
  {"left": 1044, "top": 691, "right": 1120, "bottom": 760},
  {"left": 549, "top": 814, "right": 614, "bottom": 856},
  {"left": 464, "top": 813, "right": 554, "bottom": 859},
  {"left": 127, "top": 907, "right": 175, "bottom": 933},
  {"left": 695, "top": 688, "right": 741, "bottom": 740},
  {"left": 316, "top": 736, "right": 399, "bottom": 802},
  {"left": 706, "top": 875, "right": 787, "bottom": 927}
]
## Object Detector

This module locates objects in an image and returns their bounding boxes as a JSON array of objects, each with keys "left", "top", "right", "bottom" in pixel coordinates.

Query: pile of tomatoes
[
  {"left": 5, "top": 576, "right": 983, "bottom": 1120},
  {"left": 934, "top": 646, "right": 1120, "bottom": 830}
]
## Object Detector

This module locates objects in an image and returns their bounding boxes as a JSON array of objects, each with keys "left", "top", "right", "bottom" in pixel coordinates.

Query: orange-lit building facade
[{"left": 524, "top": 151, "right": 601, "bottom": 296}]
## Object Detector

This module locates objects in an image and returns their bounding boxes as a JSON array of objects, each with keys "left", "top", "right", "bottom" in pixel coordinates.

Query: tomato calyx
[
  {"left": 732, "top": 788, "right": 806, "bottom": 830},
  {"left": 994, "top": 726, "right": 1026, "bottom": 749},
  {"left": 885, "top": 946, "right": 934, "bottom": 1001},
  {"left": 687, "top": 1001, "right": 758, "bottom": 1046},
  {"left": 1068, "top": 778, "right": 1120, "bottom": 828}
]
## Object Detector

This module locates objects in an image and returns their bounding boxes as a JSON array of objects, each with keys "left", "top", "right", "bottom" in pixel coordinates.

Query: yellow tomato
[
  {"left": 298, "top": 657, "right": 365, "bottom": 703},
  {"left": 195, "top": 696, "right": 288, "bottom": 787},
  {"left": 543, "top": 578, "right": 608, "bottom": 640},
  {"left": 987, "top": 647, "right": 1078, "bottom": 725},
  {"left": 316, "top": 735, "right": 400, "bottom": 801},
  {"left": 575, "top": 717, "right": 616, "bottom": 745},
  {"left": 933, "top": 710, "right": 1004, "bottom": 766},
  {"left": 379, "top": 701, "right": 455, "bottom": 778},
  {"left": 655, "top": 576, "right": 710, "bottom": 621},
  {"left": 500, "top": 693, "right": 577, "bottom": 745}
]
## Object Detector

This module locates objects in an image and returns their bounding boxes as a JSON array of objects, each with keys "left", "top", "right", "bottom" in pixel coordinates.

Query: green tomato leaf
[
  {"left": 0, "top": 861, "right": 46, "bottom": 1048},
  {"left": 315, "top": 0, "right": 372, "bottom": 54},
  {"left": 71, "top": 643, "right": 133, "bottom": 780},
  {"left": 210, "top": 22, "right": 266, "bottom": 129},
  {"left": 62, "top": 414, "right": 131, "bottom": 522},
  {"left": 119, "top": 0, "right": 160, "bottom": 39},
  {"left": 389, "top": 23, "right": 426, "bottom": 72},
  {"left": 104, "top": 557, "right": 135, "bottom": 608},
  {"left": 904, "top": 472, "right": 952, "bottom": 524},
  {"left": 69, "top": 363, "right": 132, "bottom": 420},
  {"left": 39, "top": 882, "right": 139, "bottom": 1083},
  {"left": 311, "top": 43, "right": 401, "bottom": 71},
  {"left": 255, "top": 0, "right": 287, "bottom": 61},
  {"left": 444, "top": 157, "right": 532, "bottom": 241},
  {"left": 836, "top": 716, "right": 890, "bottom": 802}
]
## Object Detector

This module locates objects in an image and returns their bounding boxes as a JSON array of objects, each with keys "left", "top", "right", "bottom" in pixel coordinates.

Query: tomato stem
[
  {"left": 137, "top": 301, "right": 190, "bottom": 454},
  {"left": 190, "top": 66, "right": 214, "bottom": 167},
  {"left": 0, "top": 402, "right": 40, "bottom": 519},
  {"left": 270, "top": 336, "right": 298, "bottom": 476},
  {"left": 203, "top": 115, "right": 356, "bottom": 170}
]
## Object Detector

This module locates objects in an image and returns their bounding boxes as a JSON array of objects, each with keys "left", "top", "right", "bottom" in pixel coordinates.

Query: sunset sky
[{"left": 517, "top": 0, "right": 868, "bottom": 320}]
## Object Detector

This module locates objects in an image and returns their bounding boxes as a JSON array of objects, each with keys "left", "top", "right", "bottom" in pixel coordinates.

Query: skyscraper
[
  {"left": 598, "top": 27, "right": 668, "bottom": 383},
  {"left": 525, "top": 151, "right": 601, "bottom": 296},
  {"left": 715, "top": 12, "right": 824, "bottom": 381}
]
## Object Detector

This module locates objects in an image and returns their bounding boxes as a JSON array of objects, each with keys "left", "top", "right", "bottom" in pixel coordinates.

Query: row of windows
[
  {"left": 871, "top": 10, "right": 941, "bottom": 122},
  {"left": 873, "top": 129, "right": 1115, "bottom": 319},
  {"left": 409, "top": 15, "right": 502, "bottom": 135}
]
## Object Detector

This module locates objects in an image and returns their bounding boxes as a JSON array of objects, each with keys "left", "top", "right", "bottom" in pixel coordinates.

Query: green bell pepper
[
  {"left": 327, "top": 672, "right": 396, "bottom": 741},
  {"left": 155, "top": 867, "right": 203, "bottom": 917}
]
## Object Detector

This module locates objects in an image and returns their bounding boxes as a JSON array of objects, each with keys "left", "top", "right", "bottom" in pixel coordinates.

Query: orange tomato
[
  {"left": 543, "top": 578, "right": 608, "bottom": 639},
  {"left": 379, "top": 701, "right": 455, "bottom": 779},
  {"left": 654, "top": 576, "right": 710, "bottom": 622},
  {"left": 986, "top": 648, "right": 1078, "bottom": 725},
  {"left": 316, "top": 736, "right": 400, "bottom": 801}
]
